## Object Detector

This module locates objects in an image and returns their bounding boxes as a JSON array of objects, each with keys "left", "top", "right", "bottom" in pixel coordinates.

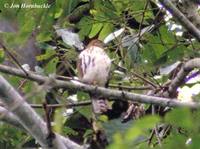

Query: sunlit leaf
[
  {"left": 89, "top": 23, "right": 103, "bottom": 38},
  {"left": 99, "top": 23, "right": 114, "bottom": 41},
  {"left": 53, "top": 108, "right": 66, "bottom": 134}
]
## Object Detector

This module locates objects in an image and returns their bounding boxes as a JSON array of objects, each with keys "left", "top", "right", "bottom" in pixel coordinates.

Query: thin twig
[
  {"left": 56, "top": 75, "right": 80, "bottom": 82},
  {"left": 0, "top": 42, "right": 29, "bottom": 76},
  {"left": 109, "top": 84, "right": 152, "bottom": 90},
  {"left": 113, "top": 62, "right": 158, "bottom": 88},
  {"left": 138, "top": 0, "right": 150, "bottom": 42},
  {"left": 17, "top": 79, "right": 27, "bottom": 90},
  {"left": 148, "top": 129, "right": 156, "bottom": 145},
  {"left": 31, "top": 100, "right": 91, "bottom": 109},
  {"left": 131, "top": 71, "right": 158, "bottom": 89},
  {"left": 154, "top": 125, "right": 162, "bottom": 146},
  {"left": 43, "top": 103, "right": 55, "bottom": 148}
]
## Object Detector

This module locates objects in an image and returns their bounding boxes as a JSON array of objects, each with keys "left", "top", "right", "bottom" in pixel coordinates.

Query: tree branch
[
  {"left": 0, "top": 64, "right": 199, "bottom": 109},
  {"left": 30, "top": 100, "right": 91, "bottom": 109},
  {"left": 0, "top": 105, "right": 84, "bottom": 149},
  {"left": 166, "top": 58, "right": 200, "bottom": 97},
  {"left": 0, "top": 76, "right": 83, "bottom": 149},
  {"left": 0, "top": 106, "right": 25, "bottom": 130},
  {"left": 159, "top": 0, "right": 200, "bottom": 41},
  {"left": 179, "top": 0, "right": 200, "bottom": 29},
  {"left": 109, "top": 84, "right": 152, "bottom": 90}
]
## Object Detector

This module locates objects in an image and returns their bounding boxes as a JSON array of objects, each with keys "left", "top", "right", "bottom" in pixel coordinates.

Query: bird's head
[{"left": 87, "top": 39, "right": 105, "bottom": 49}]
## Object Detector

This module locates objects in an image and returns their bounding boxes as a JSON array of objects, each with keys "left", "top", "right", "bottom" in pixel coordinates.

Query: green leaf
[
  {"left": 142, "top": 44, "right": 157, "bottom": 64},
  {"left": 112, "top": 0, "right": 129, "bottom": 13},
  {"left": 108, "top": 133, "right": 126, "bottom": 149},
  {"left": 102, "top": 118, "right": 133, "bottom": 143},
  {"left": 149, "top": 36, "right": 166, "bottom": 58},
  {"left": 99, "top": 115, "right": 108, "bottom": 122},
  {"left": 159, "top": 26, "right": 176, "bottom": 45},
  {"left": 134, "top": 115, "right": 160, "bottom": 129},
  {"left": 0, "top": 124, "right": 27, "bottom": 148},
  {"left": 76, "top": 92, "right": 91, "bottom": 120},
  {"left": 130, "top": 0, "right": 153, "bottom": 22},
  {"left": 44, "top": 57, "right": 58, "bottom": 74},
  {"left": 93, "top": 0, "right": 118, "bottom": 20},
  {"left": 53, "top": 108, "right": 66, "bottom": 134},
  {"left": 128, "top": 44, "right": 140, "bottom": 64},
  {"left": 36, "top": 32, "right": 52, "bottom": 42},
  {"left": 5, "top": 75, "right": 21, "bottom": 88},
  {"left": 125, "top": 127, "right": 142, "bottom": 141},
  {"left": 0, "top": 48, "right": 5, "bottom": 63},
  {"left": 162, "top": 134, "right": 186, "bottom": 149},
  {"left": 142, "top": 34, "right": 168, "bottom": 67},
  {"left": 99, "top": 23, "right": 114, "bottom": 40},
  {"left": 77, "top": 91, "right": 90, "bottom": 101},
  {"left": 165, "top": 108, "right": 192, "bottom": 129},
  {"left": 131, "top": 0, "right": 146, "bottom": 11},
  {"left": 125, "top": 115, "right": 160, "bottom": 141},
  {"left": 66, "top": 0, "right": 80, "bottom": 15},
  {"left": 77, "top": 17, "right": 92, "bottom": 39},
  {"left": 76, "top": 105, "right": 92, "bottom": 120},
  {"left": 22, "top": 81, "right": 34, "bottom": 94},
  {"left": 36, "top": 48, "right": 56, "bottom": 61},
  {"left": 167, "top": 45, "right": 187, "bottom": 62},
  {"left": 89, "top": 23, "right": 103, "bottom": 38},
  {"left": 63, "top": 126, "right": 78, "bottom": 136},
  {"left": 54, "top": 8, "right": 63, "bottom": 19},
  {"left": 83, "top": 129, "right": 93, "bottom": 138}
]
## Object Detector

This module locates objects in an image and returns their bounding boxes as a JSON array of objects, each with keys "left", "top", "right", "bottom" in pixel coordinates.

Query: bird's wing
[
  {"left": 77, "top": 55, "right": 84, "bottom": 79},
  {"left": 77, "top": 49, "right": 93, "bottom": 80}
]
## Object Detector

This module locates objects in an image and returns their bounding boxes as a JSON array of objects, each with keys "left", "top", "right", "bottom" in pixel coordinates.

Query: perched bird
[{"left": 77, "top": 39, "right": 111, "bottom": 113}]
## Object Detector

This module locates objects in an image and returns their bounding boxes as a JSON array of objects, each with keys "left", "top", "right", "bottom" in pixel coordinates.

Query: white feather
[
  {"left": 55, "top": 28, "right": 84, "bottom": 50},
  {"left": 21, "top": 64, "right": 30, "bottom": 71},
  {"left": 103, "top": 28, "right": 125, "bottom": 44}
]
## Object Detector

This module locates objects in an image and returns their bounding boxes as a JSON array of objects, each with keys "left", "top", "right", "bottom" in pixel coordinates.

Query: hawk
[{"left": 77, "top": 39, "right": 111, "bottom": 113}]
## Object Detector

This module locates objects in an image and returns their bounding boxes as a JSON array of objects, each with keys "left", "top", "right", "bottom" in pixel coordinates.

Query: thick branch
[
  {"left": 180, "top": 0, "right": 200, "bottom": 29},
  {"left": 0, "top": 76, "right": 82, "bottom": 149},
  {"left": 166, "top": 58, "right": 200, "bottom": 97},
  {"left": 159, "top": 0, "right": 200, "bottom": 41},
  {"left": 0, "top": 106, "right": 83, "bottom": 149},
  {"left": 0, "top": 64, "right": 199, "bottom": 109},
  {"left": 0, "top": 106, "right": 25, "bottom": 130}
]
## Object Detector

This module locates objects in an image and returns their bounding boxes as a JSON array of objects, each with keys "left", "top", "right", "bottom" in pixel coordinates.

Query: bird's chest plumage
[{"left": 78, "top": 46, "right": 111, "bottom": 86}]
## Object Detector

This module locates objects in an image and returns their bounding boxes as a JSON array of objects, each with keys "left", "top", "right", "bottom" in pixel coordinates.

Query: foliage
[{"left": 0, "top": 123, "right": 27, "bottom": 148}]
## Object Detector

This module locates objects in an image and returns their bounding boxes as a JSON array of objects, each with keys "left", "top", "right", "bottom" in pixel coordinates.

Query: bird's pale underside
[{"left": 77, "top": 40, "right": 111, "bottom": 113}]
